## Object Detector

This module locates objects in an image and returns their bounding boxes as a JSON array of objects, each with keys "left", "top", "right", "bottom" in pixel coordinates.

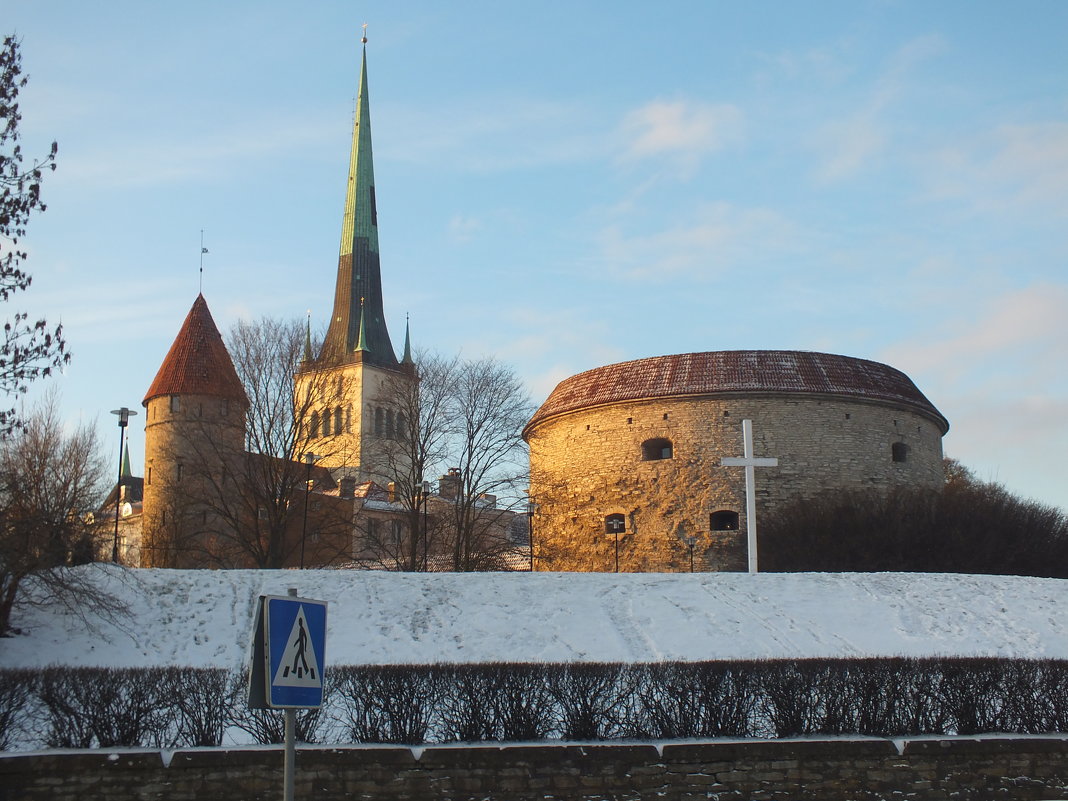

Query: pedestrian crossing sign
[{"left": 249, "top": 594, "right": 328, "bottom": 709}]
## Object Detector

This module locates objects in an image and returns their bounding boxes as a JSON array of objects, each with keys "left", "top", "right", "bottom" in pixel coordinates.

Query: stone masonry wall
[
  {"left": 528, "top": 393, "right": 945, "bottom": 572},
  {"left": 2, "top": 736, "right": 1065, "bottom": 801}
]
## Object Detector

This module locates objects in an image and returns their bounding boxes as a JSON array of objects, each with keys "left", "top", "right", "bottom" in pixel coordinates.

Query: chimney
[
  {"left": 339, "top": 476, "right": 356, "bottom": 500},
  {"left": 438, "top": 468, "right": 461, "bottom": 500},
  {"left": 387, "top": 482, "right": 397, "bottom": 503}
]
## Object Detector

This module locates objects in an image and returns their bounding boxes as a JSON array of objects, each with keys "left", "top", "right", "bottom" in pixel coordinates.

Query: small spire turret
[{"left": 401, "top": 313, "right": 413, "bottom": 365}]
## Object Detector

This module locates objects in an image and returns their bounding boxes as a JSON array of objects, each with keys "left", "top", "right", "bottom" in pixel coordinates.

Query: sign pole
[{"left": 284, "top": 587, "right": 297, "bottom": 801}]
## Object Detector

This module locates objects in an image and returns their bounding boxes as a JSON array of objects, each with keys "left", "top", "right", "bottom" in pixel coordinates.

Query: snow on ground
[{"left": 1, "top": 565, "right": 1065, "bottom": 669}]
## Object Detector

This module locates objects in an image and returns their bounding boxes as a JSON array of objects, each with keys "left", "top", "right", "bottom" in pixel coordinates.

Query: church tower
[
  {"left": 295, "top": 33, "right": 415, "bottom": 483},
  {"left": 141, "top": 294, "right": 249, "bottom": 567}
]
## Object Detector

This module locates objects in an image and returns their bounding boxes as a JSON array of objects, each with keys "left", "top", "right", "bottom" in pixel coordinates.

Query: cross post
[{"left": 720, "top": 418, "right": 779, "bottom": 574}]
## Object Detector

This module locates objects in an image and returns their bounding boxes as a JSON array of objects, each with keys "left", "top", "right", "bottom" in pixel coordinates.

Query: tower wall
[
  {"left": 141, "top": 392, "right": 246, "bottom": 567},
  {"left": 294, "top": 359, "right": 414, "bottom": 485},
  {"left": 527, "top": 393, "right": 945, "bottom": 573}
]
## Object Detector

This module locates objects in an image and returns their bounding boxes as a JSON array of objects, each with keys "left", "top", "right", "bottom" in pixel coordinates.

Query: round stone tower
[
  {"left": 141, "top": 294, "right": 248, "bottom": 567},
  {"left": 524, "top": 350, "right": 949, "bottom": 573}
]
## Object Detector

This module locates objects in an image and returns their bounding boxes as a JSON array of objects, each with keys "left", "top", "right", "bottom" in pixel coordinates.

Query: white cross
[{"left": 720, "top": 419, "right": 779, "bottom": 574}]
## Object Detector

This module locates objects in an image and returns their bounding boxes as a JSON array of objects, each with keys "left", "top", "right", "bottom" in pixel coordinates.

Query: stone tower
[
  {"left": 141, "top": 294, "right": 249, "bottom": 567},
  {"left": 295, "top": 36, "right": 414, "bottom": 483}
]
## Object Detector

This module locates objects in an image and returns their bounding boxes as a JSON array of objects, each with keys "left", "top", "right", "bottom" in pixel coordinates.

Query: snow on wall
[{"left": 1, "top": 565, "right": 1065, "bottom": 669}]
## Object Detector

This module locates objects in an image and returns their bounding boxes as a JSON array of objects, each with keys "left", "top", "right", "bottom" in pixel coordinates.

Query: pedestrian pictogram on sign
[{"left": 273, "top": 605, "right": 320, "bottom": 686}]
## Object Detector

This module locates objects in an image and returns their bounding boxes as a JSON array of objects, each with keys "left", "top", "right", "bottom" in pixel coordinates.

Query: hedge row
[{"left": 2, "top": 658, "right": 1066, "bottom": 750}]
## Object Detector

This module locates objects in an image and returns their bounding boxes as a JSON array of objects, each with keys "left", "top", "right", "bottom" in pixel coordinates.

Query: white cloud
[
  {"left": 922, "top": 122, "right": 1068, "bottom": 218},
  {"left": 881, "top": 283, "right": 1068, "bottom": 383},
  {"left": 617, "top": 100, "right": 744, "bottom": 174},
  {"left": 813, "top": 34, "right": 945, "bottom": 183},
  {"left": 595, "top": 203, "right": 804, "bottom": 281},
  {"left": 448, "top": 215, "right": 483, "bottom": 244}
]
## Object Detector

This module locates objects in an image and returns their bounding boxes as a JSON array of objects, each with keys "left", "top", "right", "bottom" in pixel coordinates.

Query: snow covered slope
[{"left": 2, "top": 565, "right": 1065, "bottom": 669}]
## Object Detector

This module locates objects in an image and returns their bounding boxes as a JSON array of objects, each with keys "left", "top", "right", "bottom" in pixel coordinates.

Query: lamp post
[
  {"left": 109, "top": 407, "right": 137, "bottom": 564},
  {"left": 683, "top": 535, "right": 697, "bottom": 573},
  {"left": 526, "top": 498, "right": 537, "bottom": 572},
  {"left": 421, "top": 480, "right": 430, "bottom": 571},
  {"left": 300, "top": 452, "right": 315, "bottom": 569},
  {"left": 605, "top": 515, "right": 625, "bottom": 572}
]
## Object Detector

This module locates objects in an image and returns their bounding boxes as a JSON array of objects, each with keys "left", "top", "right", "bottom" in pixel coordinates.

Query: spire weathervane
[
  {"left": 362, "top": 23, "right": 368, "bottom": 44},
  {"left": 199, "top": 230, "right": 208, "bottom": 293}
]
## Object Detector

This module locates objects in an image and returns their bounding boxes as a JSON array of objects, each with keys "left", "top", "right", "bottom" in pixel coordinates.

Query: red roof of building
[
  {"left": 525, "top": 350, "right": 948, "bottom": 435},
  {"left": 142, "top": 294, "right": 248, "bottom": 407}
]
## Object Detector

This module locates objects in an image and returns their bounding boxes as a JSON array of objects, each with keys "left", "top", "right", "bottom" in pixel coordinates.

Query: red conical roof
[{"left": 142, "top": 294, "right": 248, "bottom": 407}]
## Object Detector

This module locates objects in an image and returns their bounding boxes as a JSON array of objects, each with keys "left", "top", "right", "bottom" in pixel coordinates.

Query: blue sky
[{"left": 7, "top": 1, "right": 1068, "bottom": 511}]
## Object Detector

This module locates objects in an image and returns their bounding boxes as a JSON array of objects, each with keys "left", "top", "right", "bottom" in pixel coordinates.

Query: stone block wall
[
  {"left": 2, "top": 736, "right": 1065, "bottom": 800},
  {"left": 528, "top": 393, "right": 945, "bottom": 572}
]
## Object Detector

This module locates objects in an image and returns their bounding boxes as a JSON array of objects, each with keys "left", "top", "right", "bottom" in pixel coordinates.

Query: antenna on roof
[{"left": 199, "top": 230, "right": 209, "bottom": 294}]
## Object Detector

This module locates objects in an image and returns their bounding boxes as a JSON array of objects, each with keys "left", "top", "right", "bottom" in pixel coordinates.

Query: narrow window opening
[
  {"left": 334, "top": 407, "right": 343, "bottom": 436},
  {"left": 147, "top": 467, "right": 152, "bottom": 486},
  {"left": 663, "top": 413, "right": 669, "bottom": 420},
  {"left": 710, "top": 510, "right": 740, "bottom": 531},
  {"left": 892, "top": 442, "right": 909, "bottom": 463},
  {"left": 375, "top": 407, "right": 384, "bottom": 436},
  {"left": 310, "top": 411, "right": 320, "bottom": 439},
  {"left": 170, "top": 395, "right": 180, "bottom": 413},
  {"left": 321, "top": 409, "right": 331, "bottom": 437}
]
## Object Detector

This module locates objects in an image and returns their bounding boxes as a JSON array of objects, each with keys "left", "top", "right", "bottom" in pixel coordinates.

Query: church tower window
[
  {"left": 321, "top": 408, "right": 331, "bottom": 437},
  {"left": 310, "top": 411, "right": 320, "bottom": 439},
  {"left": 892, "top": 442, "right": 909, "bottom": 463},
  {"left": 710, "top": 510, "right": 739, "bottom": 531},
  {"left": 375, "top": 407, "right": 384, "bottom": 436},
  {"left": 386, "top": 410, "right": 394, "bottom": 439},
  {"left": 641, "top": 438, "right": 673, "bottom": 461},
  {"left": 334, "top": 407, "right": 343, "bottom": 435}
]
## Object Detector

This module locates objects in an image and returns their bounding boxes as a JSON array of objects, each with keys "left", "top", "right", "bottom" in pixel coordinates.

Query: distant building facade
[{"left": 525, "top": 350, "right": 949, "bottom": 573}]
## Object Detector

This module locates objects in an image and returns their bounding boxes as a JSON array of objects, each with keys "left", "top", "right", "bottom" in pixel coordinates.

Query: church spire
[
  {"left": 355, "top": 297, "right": 369, "bottom": 353},
  {"left": 401, "top": 313, "right": 413, "bottom": 365},
  {"left": 318, "top": 30, "right": 398, "bottom": 368}
]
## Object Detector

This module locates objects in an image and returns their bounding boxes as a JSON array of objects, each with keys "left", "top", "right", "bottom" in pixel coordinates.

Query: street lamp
[
  {"left": 605, "top": 514, "right": 625, "bottom": 572},
  {"left": 683, "top": 535, "right": 697, "bottom": 573},
  {"left": 109, "top": 407, "right": 137, "bottom": 564},
  {"left": 300, "top": 452, "right": 316, "bottom": 569},
  {"left": 421, "top": 480, "right": 430, "bottom": 571}
]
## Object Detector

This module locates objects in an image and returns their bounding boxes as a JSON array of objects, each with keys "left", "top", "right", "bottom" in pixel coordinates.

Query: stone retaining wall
[{"left": 2, "top": 736, "right": 1066, "bottom": 800}]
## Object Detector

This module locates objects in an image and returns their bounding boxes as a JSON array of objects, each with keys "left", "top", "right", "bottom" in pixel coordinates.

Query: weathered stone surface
[{"left": 2, "top": 736, "right": 1067, "bottom": 800}]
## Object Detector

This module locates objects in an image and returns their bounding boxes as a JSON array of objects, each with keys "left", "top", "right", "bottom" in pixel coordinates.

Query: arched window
[
  {"left": 321, "top": 408, "right": 331, "bottom": 437},
  {"left": 334, "top": 407, "right": 343, "bottom": 436},
  {"left": 604, "top": 513, "right": 626, "bottom": 534},
  {"left": 310, "top": 411, "right": 320, "bottom": 439},
  {"left": 386, "top": 410, "right": 394, "bottom": 439},
  {"left": 375, "top": 407, "right": 384, "bottom": 436},
  {"left": 346, "top": 405, "right": 352, "bottom": 432},
  {"left": 892, "top": 442, "right": 909, "bottom": 463},
  {"left": 641, "top": 438, "right": 673, "bottom": 461},
  {"left": 710, "top": 510, "right": 739, "bottom": 531},
  {"left": 395, "top": 412, "right": 407, "bottom": 440}
]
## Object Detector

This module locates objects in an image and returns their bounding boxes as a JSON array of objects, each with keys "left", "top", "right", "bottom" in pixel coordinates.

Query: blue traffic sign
[{"left": 255, "top": 595, "right": 328, "bottom": 709}]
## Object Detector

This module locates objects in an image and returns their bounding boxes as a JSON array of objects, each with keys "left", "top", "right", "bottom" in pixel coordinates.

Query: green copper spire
[
  {"left": 355, "top": 297, "right": 369, "bottom": 353},
  {"left": 120, "top": 439, "right": 132, "bottom": 479},
  {"left": 319, "top": 31, "right": 398, "bottom": 368},
  {"left": 401, "top": 313, "right": 413, "bottom": 365}
]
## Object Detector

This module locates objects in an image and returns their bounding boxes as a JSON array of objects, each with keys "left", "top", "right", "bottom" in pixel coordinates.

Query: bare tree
[
  {"left": 445, "top": 357, "right": 531, "bottom": 571},
  {"left": 366, "top": 354, "right": 531, "bottom": 571},
  {"left": 0, "top": 392, "right": 119, "bottom": 635},
  {"left": 169, "top": 317, "right": 351, "bottom": 568},
  {"left": 366, "top": 351, "right": 458, "bottom": 570},
  {"left": 0, "top": 36, "right": 67, "bottom": 434}
]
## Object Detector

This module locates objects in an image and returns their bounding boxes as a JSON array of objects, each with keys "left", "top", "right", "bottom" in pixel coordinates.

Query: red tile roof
[
  {"left": 142, "top": 294, "right": 249, "bottom": 407},
  {"left": 525, "top": 351, "right": 948, "bottom": 434}
]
